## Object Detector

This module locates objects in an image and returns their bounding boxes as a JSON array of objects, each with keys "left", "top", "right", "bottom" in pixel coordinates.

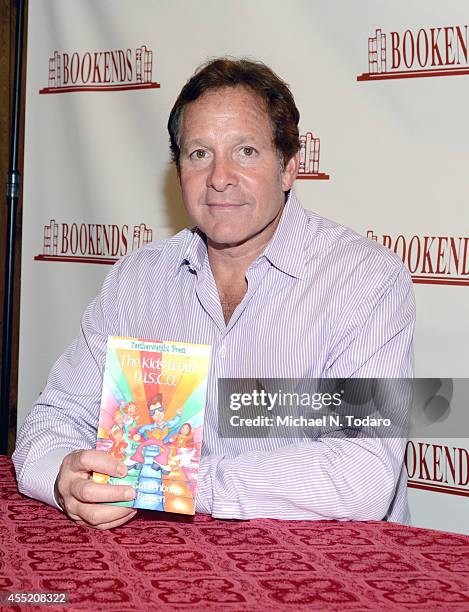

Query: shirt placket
[{"left": 193, "top": 255, "right": 272, "bottom": 453}]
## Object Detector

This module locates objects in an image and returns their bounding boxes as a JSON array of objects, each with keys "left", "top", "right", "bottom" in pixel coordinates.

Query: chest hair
[{"left": 220, "top": 284, "right": 247, "bottom": 324}]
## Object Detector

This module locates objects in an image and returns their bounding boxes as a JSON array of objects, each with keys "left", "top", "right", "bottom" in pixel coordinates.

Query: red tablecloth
[{"left": 1, "top": 456, "right": 469, "bottom": 611}]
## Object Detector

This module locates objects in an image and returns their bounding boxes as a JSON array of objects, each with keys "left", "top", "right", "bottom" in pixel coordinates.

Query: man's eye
[
  {"left": 241, "top": 146, "right": 256, "bottom": 157},
  {"left": 191, "top": 149, "right": 207, "bottom": 160}
]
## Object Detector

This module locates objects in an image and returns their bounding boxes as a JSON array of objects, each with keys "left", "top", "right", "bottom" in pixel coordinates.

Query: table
[{"left": 1, "top": 456, "right": 469, "bottom": 611}]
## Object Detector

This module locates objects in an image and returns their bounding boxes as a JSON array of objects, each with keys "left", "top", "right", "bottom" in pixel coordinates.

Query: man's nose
[{"left": 206, "top": 154, "right": 238, "bottom": 191}]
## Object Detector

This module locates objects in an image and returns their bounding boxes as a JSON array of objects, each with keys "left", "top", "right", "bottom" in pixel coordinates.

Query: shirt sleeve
[
  {"left": 12, "top": 263, "right": 121, "bottom": 508},
  {"left": 196, "top": 264, "right": 415, "bottom": 520}
]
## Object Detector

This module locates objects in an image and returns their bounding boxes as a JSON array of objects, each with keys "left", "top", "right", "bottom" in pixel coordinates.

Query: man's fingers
[
  {"left": 76, "top": 511, "right": 138, "bottom": 531},
  {"left": 67, "top": 449, "right": 126, "bottom": 478},
  {"left": 71, "top": 479, "right": 136, "bottom": 504},
  {"left": 72, "top": 505, "right": 137, "bottom": 529},
  {"left": 56, "top": 449, "right": 138, "bottom": 530}
]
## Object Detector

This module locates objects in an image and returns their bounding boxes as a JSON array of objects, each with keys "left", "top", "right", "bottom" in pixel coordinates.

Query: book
[
  {"left": 299, "top": 134, "right": 306, "bottom": 174},
  {"left": 93, "top": 336, "right": 211, "bottom": 515}
]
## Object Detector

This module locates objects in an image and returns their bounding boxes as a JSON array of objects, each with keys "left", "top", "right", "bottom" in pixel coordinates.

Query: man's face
[{"left": 178, "top": 86, "right": 297, "bottom": 250}]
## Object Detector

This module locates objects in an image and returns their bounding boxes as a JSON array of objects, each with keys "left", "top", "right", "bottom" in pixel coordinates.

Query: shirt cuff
[{"left": 16, "top": 447, "right": 74, "bottom": 510}]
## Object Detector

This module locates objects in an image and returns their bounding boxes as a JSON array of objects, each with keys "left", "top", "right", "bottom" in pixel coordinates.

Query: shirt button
[{"left": 219, "top": 344, "right": 226, "bottom": 358}]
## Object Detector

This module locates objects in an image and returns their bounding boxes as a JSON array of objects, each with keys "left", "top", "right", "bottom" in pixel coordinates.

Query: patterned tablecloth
[{"left": 1, "top": 456, "right": 468, "bottom": 611}]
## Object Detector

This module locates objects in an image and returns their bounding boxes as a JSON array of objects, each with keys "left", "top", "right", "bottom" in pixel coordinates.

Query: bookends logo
[
  {"left": 357, "top": 26, "right": 469, "bottom": 81},
  {"left": 34, "top": 220, "right": 153, "bottom": 265},
  {"left": 296, "top": 131, "right": 330, "bottom": 180},
  {"left": 367, "top": 230, "right": 469, "bottom": 286},
  {"left": 406, "top": 440, "right": 469, "bottom": 498},
  {"left": 40, "top": 45, "right": 160, "bottom": 94}
]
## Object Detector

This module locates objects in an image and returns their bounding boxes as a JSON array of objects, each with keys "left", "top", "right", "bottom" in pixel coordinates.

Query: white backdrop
[{"left": 19, "top": 0, "right": 469, "bottom": 533}]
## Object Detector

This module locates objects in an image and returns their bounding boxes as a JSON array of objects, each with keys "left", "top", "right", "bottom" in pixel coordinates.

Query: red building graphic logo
[
  {"left": 34, "top": 220, "right": 153, "bottom": 265},
  {"left": 406, "top": 441, "right": 469, "bottom": 498},
  {"left": 39, "top": 45, "right": 160, "bottom": 94},
  {"left": 296, "top": 132, "right": 330, "bottom": 180},
  {"left": 132, "top": 223, "right": 153, "bottom": 251},
  {"left": 358, "top": 25, "right": 469, "bottom": 81},
  {"left": 367, "top": 229, "right": 469, "bottom": 286}
]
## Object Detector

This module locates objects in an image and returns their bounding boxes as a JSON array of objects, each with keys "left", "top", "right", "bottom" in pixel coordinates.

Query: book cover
[{"left": 93, "top": 336, "right": 211, "bottom": 515}]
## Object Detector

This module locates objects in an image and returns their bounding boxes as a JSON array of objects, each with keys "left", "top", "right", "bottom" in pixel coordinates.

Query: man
[{"left": 13, "top": 58, "right": 415, "bottom": 530}]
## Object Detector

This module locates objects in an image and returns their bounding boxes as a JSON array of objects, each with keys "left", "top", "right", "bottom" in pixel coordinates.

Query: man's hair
[{"left": 168, "top": 57, "right": 300, "bottom": 169}]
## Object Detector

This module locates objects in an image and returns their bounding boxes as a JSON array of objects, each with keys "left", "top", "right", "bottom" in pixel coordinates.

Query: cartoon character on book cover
[{"left": 94, "top": 337, "right": 211, "bottom": 515}]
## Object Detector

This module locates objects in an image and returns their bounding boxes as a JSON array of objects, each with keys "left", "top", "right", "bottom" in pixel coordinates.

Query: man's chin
[
  {"left": 203, "top": 212, "right": 284, "bottom": 253},
  {"left": 206, "top": 232, "right": 254, "bottom": 251}
]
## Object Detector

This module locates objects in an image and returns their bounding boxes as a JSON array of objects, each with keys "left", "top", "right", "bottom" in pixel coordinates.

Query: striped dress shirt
[{"left": 13, "top": 192, "right": 415, "bottom": 523}]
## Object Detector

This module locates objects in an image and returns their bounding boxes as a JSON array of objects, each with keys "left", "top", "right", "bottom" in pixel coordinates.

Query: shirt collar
[
  {"left": 262, "top": 191, "right": 307, "bottom": 280},
  {"left": 177, "top": 190, "right": 308, "bottom": 280},
  {"left": 178, "top": 227, "right": 207, "bottom": 274}
]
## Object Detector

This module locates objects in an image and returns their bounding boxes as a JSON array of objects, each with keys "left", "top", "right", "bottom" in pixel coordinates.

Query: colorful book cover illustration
[{"left": 93, "top": 336, "right": 211, "bottom": 515}]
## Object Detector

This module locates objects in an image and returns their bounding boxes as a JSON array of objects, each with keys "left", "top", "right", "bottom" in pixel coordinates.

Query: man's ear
[{"left": 281, "top": 152, "right": 299, "bottom": 192}]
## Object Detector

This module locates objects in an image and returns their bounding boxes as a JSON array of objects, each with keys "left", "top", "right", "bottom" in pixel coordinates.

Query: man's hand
[{"left": 54, "top": 450, "right": 137, "bottom": 530}]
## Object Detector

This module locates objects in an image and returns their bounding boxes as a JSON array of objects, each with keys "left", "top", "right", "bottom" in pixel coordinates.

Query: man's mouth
[{"left": 206, "top": 202, "right": 246, "bottom": 208}]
